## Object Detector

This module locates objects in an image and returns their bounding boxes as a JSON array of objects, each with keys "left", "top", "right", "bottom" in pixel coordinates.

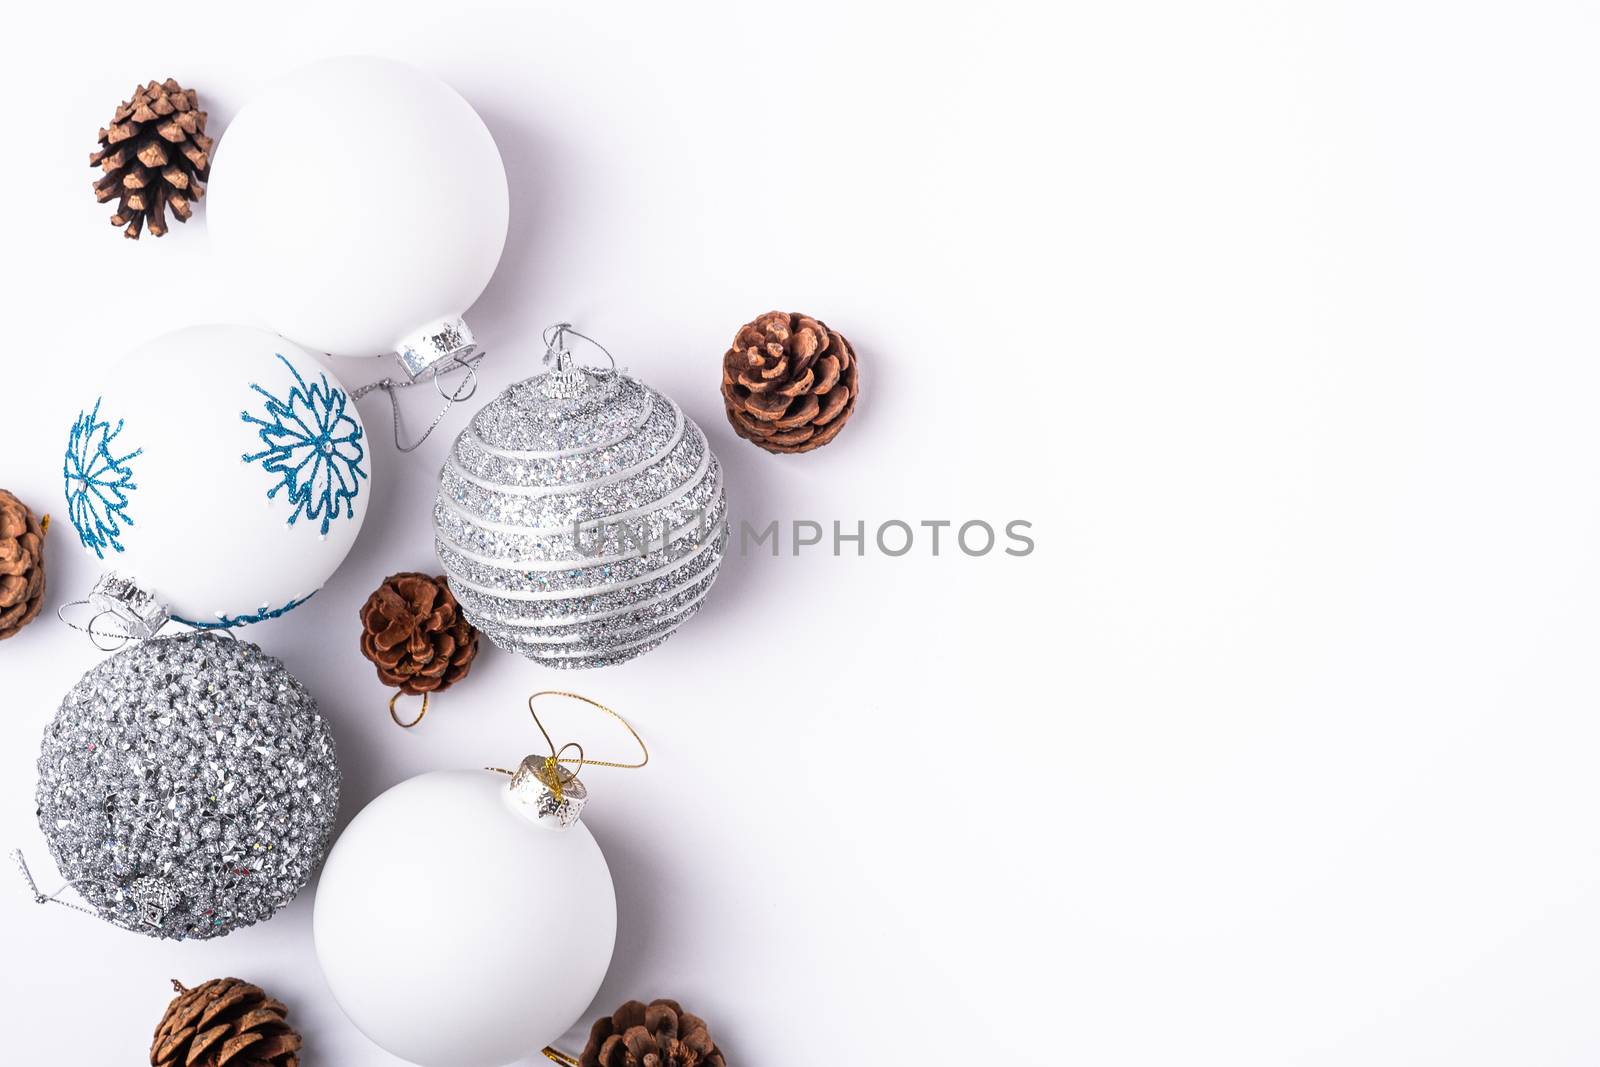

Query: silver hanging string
[
  {"left": 55, "top": 600, "right": 133, "bottom": 651},
  {"left": 352, "top": 350, "right": 486, "bottom": 453},
  {"left": 12, "top": 849, "right": 105, "bottom": 918},
  {"left": 543, "top": 323, "right": 619, "bottom": 374}
]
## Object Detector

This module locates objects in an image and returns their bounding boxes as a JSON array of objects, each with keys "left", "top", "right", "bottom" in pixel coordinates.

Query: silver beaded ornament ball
[
  {"left": 35, "top": 632, "right": 340, "bottom": 940},
  {"left": 433, "top": 340, "right": 728, "bottom": 668}
]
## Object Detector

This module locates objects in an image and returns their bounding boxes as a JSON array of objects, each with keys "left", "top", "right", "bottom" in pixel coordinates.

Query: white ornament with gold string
[{"left": 313, "top": 692, "right": 647, "bottom": 1067}]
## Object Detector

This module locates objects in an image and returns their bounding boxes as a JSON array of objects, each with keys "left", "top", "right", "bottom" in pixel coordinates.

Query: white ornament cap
[
  {"left": 395, "top": 315, "right": 476, "bottom": 380},
  {"left": 505, "top": 756, "right": 588, "bottom": 830}
]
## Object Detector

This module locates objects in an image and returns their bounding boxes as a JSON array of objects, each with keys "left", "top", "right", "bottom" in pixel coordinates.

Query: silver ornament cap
[
  {"left": 396, "top": 315, "right": 477, "bottom": 380},
  {"left": 86, "top": 571, "right": 169, "bottom": 641},
  {"left": 506, "top": 756, "right": 587, "bottom": 830}
]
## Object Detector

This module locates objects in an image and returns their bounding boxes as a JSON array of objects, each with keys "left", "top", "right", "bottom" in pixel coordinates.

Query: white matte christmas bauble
[
  {"left": 208, "top": 56, "right": 509, "bottom": 367},
  {"left": 62, "top": 324, "right": 369, "bottom": 627},
  {"left": 314, "top": 770, "right": 617, "bottom": 1067}
]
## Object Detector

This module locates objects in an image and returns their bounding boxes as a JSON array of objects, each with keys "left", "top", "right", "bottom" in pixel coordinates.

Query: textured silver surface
[
  {"left": 34, "top": 632, "right": 341, "bottom": 940},
  {"left": 433, "top": 364, "right": 728, "bottom": 668}
]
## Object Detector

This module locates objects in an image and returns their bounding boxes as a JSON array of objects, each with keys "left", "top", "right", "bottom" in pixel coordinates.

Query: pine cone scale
[
  {"left": 772, "top": 394, "right": 819, "bottom": 430},
  {"left": 154, "top": 1026, "right": 196, "bottom": 1064},
  {"left": 188, "top": 1023, "right": 230, "bottom": 1063},
  {"left": 816, "top": 387, "right": 851, "bottom": 423},
  {"left": 200, "top": 986, "right": 253, "bottom": 1026},
  {"left": 776, "top": 369, "right": 813, "bottom": 397},
  {"left": 218, "top": 1030, "right": 264, "bottom": 1064}
]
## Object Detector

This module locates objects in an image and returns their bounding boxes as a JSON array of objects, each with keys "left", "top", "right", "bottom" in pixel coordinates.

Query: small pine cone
[
  {"left": 91, "top": 78, "right": 211, "bottom": 239},
  {"left": 359, "top": 572, "right": 480, "bottom": 695},
  {"left": 721, "top": 311, "right": 859, "bottom": 454},
  {"left": 580, "top": 999, "right": 727, "bottom": 1067},
  {"left": 151, "top": 978, "right": 301, "bottom": 1067},
  {"left": 0, "top": 489, "right": 46, "bottom": 640}
]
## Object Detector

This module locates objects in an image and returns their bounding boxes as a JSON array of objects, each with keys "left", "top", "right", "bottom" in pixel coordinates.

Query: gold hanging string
[
  {"left": 499, "top": 693, "right": 648, "bottom": 1066},
  {"left": 487, "top": 691, "right": 649, "bottom": 790},
  {"left": 388, "top": 691, "right": 430, "bottom": 729}
]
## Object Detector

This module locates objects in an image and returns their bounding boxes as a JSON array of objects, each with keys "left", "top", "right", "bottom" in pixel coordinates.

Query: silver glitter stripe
[
  {"left": 432, "top": 463, "right": 723, "bottom": 566},
  {"left": 469, "top": 375, "right": 649, "bottom": 455},
  {"left": 452, "top": 545, "right": 722, "bottom": 627},
  {"left": 432, "top": 502, "right": 720, "bottom": 572},
  {"left": 443, "top": 525, "right": 727, "bottom": 603},
  {"left": 434, "top": 497, "right": 728, "bottom": 591},
  {"left": 492, "top": 598, "right": 707, "bottom": 655},
  {"left": 528, "top": 637, "right": 671, "bottom": 670},
  {"left": 434, "top": 451, "right": 719, "bottom": 539},
  {"left": 452, "top": 395, "right": 678, "bottom": 488},
  {"left": 446, "top": 404, "right": 687, "bottom": 499},
  {"left": 503, "top": 621, "right": 699, "bottom": 661},
  {"left": 457, "top": 576, "right": 716, "bottom": 646},
  {"left": 433, "top": 488, "right": 718, "bottom": 563},
  {"left": 441, "top": 427, "right": 707, "bottom": 530}
]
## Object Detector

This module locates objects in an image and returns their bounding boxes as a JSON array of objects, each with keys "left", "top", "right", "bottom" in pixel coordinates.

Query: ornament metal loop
[
  {"left": 542, "top": 323, "right": 619, "bottom": 376},
  {"left": 56, "top": 600, "right": 133, "bottom": 651},
  {"left": 437, "top": 352, "right": 481, "bottom": 404},
  {"left": 551, "top": 741, "right": 586, "bottom": 788}
]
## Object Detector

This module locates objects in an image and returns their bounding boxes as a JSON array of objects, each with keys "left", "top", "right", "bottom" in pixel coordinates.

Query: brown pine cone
[
  {"left": 0, "top": 489, "right": 46, "bottom": 640},
  {"left": 359, "top": 572, "right": 479, "bottom": 695},
  {"left": 91, "top": 78, "right": 211, "bottom": 239},
  {"left": 151, "top": 978, "right": 301, "bottom": 1067},
  {"left": 721, "top": 311, "right": 859, "bottom": 454},
  {"left": 580, "top": 999, "right": 726, "bottom": 1067}
]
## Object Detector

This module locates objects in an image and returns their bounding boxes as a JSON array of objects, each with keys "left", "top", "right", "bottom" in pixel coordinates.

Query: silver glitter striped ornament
[{"left": 433, "top": 340, "right": 728, "bottom": 668}]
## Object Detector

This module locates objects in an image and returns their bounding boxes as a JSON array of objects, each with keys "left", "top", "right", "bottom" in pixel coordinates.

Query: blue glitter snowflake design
[
  {"left": 172, "top": 590, "right": 316, "bottom": 630},
  {"left": 241, "top": 354, "right": 366, "bottom": 535},
  {"left": 63, "top": 398, "right": 142, "bottom": 558}
]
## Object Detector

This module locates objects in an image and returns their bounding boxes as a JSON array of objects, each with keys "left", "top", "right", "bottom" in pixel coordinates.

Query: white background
[{"left": 2, "top": 2, "right": 1598, "bottom": 1064}]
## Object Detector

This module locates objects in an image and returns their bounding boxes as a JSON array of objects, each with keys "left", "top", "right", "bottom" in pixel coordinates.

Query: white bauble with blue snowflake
[{"left": 63, "top": 324, "right": 370, "bottom": 628}]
